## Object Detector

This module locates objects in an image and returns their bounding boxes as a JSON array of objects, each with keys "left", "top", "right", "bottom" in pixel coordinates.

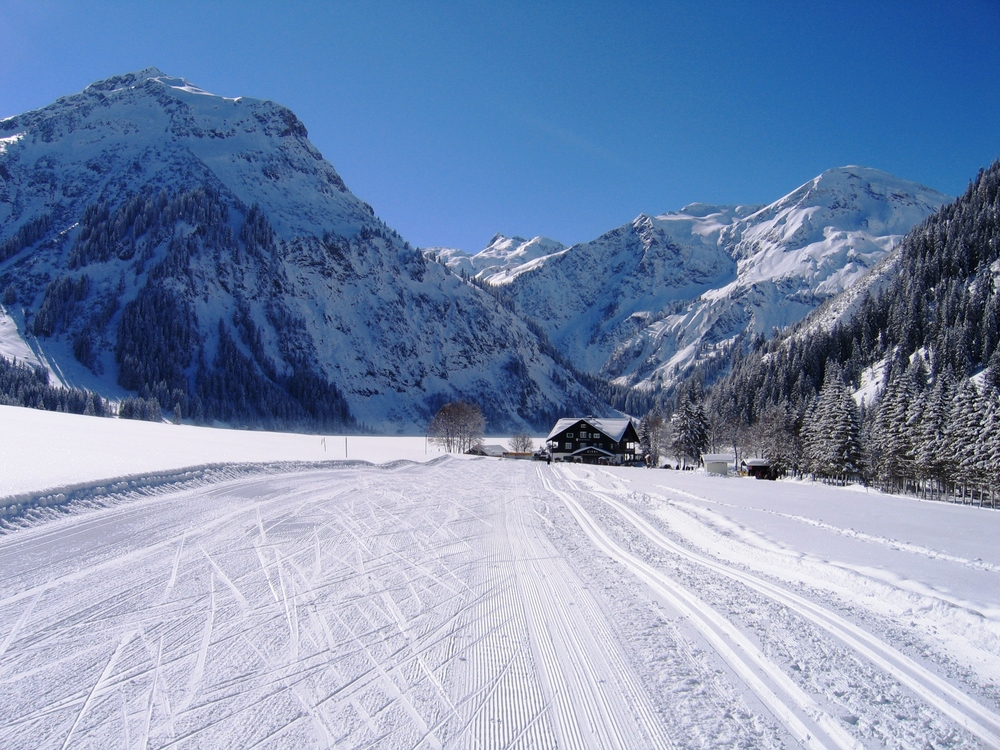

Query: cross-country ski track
[{"left": 1, "top": 457, "right": 998, "bottom": 748}]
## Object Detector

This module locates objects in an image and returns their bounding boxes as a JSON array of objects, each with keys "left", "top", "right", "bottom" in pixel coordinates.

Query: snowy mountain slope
[
  {"left": 722, "top": 166, "right": 946, "bottom": 297},
  {"left": 0, "top": 69, "right": 602, "bottom": 431},
  {"left": 469, "top": 168, "right": 948, "bottom": 390},
  {"left": 492, "top": 209, "right": 750, "bottom": 375},
  {"left": 425, "top": 234, "right": 566, "bottom": 280}
]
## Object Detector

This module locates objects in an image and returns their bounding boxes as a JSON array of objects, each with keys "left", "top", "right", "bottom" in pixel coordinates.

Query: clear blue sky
[{"left": 3, "top": 1, "right": 999, "bottom": 252}]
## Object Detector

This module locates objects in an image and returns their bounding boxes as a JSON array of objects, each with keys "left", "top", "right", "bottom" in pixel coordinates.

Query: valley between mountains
[
  {"left": 3, "top": 68, "right": 998, "bottom": 750},
  {"left": 0, "top": 69, "right": 949, "bottom": 431}
]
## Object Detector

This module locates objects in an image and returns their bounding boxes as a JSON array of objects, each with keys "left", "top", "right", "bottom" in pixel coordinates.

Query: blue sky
[{"left": 2, "top": 1, "right": 999, "bottom": 252}]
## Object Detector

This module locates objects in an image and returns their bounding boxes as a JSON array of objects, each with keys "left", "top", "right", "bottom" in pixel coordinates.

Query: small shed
[
  {"left": 702, "top": 454, "right": 733, "bottom": 476},
  {"left": 743, "top": 458, "right": 774, "bottom": 479}
]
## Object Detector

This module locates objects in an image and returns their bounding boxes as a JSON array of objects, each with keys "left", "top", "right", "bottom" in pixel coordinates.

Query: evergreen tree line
[
  {"left": 0, "top": 214, "right": 52, "bottom": 263},
  {"left": 32, "top": 274, "right": 91, "bottom": 337},
  {"left": 68, "top": 188, "right": 233, "bottom": 269},
  {"left": 0, "top": 354, "right": 109, "bottom": 416},
  {"left": 864, "top": 356, "right": 1000, "bottom": 504},
  {"left": 689, "top": 161, "right": 1000, "bottom": 502},
  {"left": 632, "top": 387, "right": 710, "bottom": 468},
  {"left": 113, "top": 285, "right": 355, "bottom": 432},
  {"left": 118, "top": 395, "right": 163, "bottom": 422}
]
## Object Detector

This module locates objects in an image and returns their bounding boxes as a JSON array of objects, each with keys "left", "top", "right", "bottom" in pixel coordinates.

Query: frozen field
[{"left": 1, "top": 413, "right": 1000, "bottom": 747}]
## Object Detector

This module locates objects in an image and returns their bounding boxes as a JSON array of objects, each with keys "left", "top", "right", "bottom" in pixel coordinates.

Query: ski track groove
[
  {"left": 621, "top": 475, "right": 1000, "bottom": 746},
  {"left": 558, "top": 464, "right": 1000, "bottom": 748},
  {"left": 544, "top": 465, "right": 855, "bottom": 750}
]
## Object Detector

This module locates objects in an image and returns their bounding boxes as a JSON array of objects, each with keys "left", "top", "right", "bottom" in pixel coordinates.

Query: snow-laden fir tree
[
  {"left": 638, "top": 416, "right": 652, "bottom": 463},
  {"left": 943, "top": 379, "right": 982, "bottom": 494},
  {"left": 802, "top": 364, "right": 862, "bottom": 480},
  {"left": 671, "top": 391, "right": 709, "bottom": 467},
  {"left": 914, "top": 374, "right": 952, "bottom": 493},
  {"left": 869, "top": 356, "right": 927, "bottom": 492}
]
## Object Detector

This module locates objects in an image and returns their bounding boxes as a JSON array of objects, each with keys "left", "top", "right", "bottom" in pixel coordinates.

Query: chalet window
[{"left": 567, "top": 433, "right": 573, "bottom": 438}]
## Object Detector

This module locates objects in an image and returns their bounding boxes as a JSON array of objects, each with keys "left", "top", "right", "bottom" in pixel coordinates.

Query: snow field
[{"left": 1, "top": 453, "right": 999, "bottom": 747}]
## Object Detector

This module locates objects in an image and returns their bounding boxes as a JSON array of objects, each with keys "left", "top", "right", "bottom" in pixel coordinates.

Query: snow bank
[{"left": 0, "top": 405, "right": 447, "bottom": 497}]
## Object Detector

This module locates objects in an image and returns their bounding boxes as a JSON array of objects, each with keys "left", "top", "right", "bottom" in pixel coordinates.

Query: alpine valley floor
[{"left": 1, "top": 454, "right": 999, "bottom": 748}]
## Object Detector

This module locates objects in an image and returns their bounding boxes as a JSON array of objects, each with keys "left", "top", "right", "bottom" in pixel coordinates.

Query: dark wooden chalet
[{"left": 545, "top": 417, "right": 639, "bottom": 465}]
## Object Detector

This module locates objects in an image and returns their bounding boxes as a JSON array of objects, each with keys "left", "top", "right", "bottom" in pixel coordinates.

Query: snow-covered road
[{"left": 1, "top": 458, "right": 998, "bottom": 748}]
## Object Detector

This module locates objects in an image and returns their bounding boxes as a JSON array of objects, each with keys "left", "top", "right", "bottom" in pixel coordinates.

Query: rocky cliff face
[{"left": 0, "top": 69, "right": 602, "bottom": 432}]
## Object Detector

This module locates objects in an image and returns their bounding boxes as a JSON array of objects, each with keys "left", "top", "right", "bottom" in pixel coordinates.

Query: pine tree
[
  {"left": 943, "top": 379, "right": 982, "bottom": 498},
  {"left": 805, "top": 365, "right": 862, "bottom": 480},
  {"left": 915, "top": 374, "right": 952, "bottom": 496},
  {"left": 971, "top": 386, "right": 1000, "bottom": 505},
  {"left": 828, "top": 381, "right": 863, "bottom": 478},
  {"left": 671, "top": 391, "right": 709, "bottom": 466},
  {"left": 757, "top": 401, "right": 800, "bottom": 475},
  {"left": 638, "top": 416, "right": 651, "bottom": 463},
  {"left": 980, "top": 388, "right": 1000, "bottom": 507}
]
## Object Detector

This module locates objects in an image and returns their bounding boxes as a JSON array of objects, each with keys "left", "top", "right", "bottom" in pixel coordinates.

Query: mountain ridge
[
  {"left": 427, "top": 166, "right": 949, "bottom": 394},
  {"left": 0, "top": 69, "right": 604, "bottom": 432}
]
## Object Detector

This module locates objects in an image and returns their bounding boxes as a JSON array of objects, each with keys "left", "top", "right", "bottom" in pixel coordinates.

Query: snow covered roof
[
  {"left": 702, "top": 454, "right": 734, "bottom": 463},
  {"left": 546, "top": 417, "right": 633, "bottom": 442},
  {"left": 468, "top": 444, "right": 506, "bottom": 457}
]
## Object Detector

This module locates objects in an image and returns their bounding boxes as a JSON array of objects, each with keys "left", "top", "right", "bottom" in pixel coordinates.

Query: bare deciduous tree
[
  {"left": 428, "top": 402, "right": 485, "bottom": 453},
  {"left": 509, "top": 433, "right": 533, "bottom": 453}
]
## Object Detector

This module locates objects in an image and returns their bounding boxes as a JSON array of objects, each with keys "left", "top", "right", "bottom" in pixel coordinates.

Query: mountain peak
[
  {"left": 83, "top": 67, "right": 168, "bottom": 93},
  {"left": 801, "top": 165, "right": 947, "bottom": 203},
  {"left": 81, "top": 68, "right": 244, "bottom": 105},
  {"left": 0, "top": 69, "right": 374, "bottom": 238}
]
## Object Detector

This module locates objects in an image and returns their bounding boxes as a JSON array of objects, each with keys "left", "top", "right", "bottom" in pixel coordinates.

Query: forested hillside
[
  {"left": 0, "top": 69, "right": 604, "bottom": 433},
  {"left": 703, "top": 161, "right": 1000, "bottom": 499}
]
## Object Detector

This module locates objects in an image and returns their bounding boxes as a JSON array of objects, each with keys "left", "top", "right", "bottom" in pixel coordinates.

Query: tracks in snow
[
  {"left": 0, "top": 460, "right": 672, "bottom": 748},
  {"left": 545, "top": 464, "right": 1000, "bottom": 748},
  {"left": 3, "top": 457, "right": 996, "bottom": 748},
  {"left": 503, "top": 469, "right": 674, "bottom": 749}
]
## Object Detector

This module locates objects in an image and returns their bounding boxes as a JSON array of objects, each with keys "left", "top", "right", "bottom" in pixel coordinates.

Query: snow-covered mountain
[
  {"left": 426, "top": 234, "right": 566, "bottom": 281},
  {"left": 0, "top": 69, "right": 602, "bottom": 431},
  {"left": 455, "top": 168, "right": 949, "bottom": 391}
]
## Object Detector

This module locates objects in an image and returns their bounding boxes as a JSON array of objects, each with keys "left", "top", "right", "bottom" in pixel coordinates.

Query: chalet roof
[{"left": 546, "top": 417, "right": 633, "bottom": 442}]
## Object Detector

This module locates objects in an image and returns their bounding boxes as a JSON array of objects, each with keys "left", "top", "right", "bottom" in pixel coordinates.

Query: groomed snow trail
[
  {"left": 546, "top": 464, "right": 1000, "bottom": 748},
  {"left": 553, "top": 468, "right": 1000, "bottom": 746},
  {"left": 0, "top": 459, "right": 996, "bottom": 747}
]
